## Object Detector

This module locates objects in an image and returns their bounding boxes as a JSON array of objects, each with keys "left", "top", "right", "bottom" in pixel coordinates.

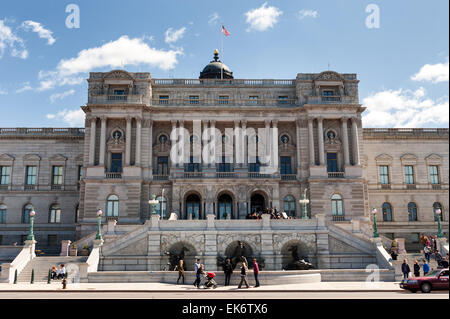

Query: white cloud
[
  {"left": 297, "top": 9, "right": 319, "bottom": 20},
  {"left": 208, "top": 12, "right": 220, "bottom": 25},
  {"left": 0, "top": 87, "right": 7, "bottom": 95},
  {"left": 46, "top": 109, "right": 85, "bottom": 127},
  {"left": 22, "top": 20, "right": 55, "bottom": 45},
  {"left": 245, "top": 2, "right": 283, "bottom": 32},
  {"left": 0, "top": 19, "right": 28, "bottom": 59},
  {"left": 411, "top": 58, "right": 449, "bottom": 83},
  {"left": 362, "top": 87, "right": 449, "bottom": 128},
  {"left": 164, "top": 27, "right": 186, "bottom": 44},
  {"left": 15, "top": 82, "right": 33, "bottom": 93},
  {"left": 37, "top": 35, "right": 182, "bottom": 90},
  {"left": 50, "top": 89, "right": 76, "bottom": 103}
]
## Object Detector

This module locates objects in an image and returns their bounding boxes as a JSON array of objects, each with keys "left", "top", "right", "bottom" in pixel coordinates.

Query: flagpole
[{"left": 221, "top": 25, "right": 223, "bottom": 80}]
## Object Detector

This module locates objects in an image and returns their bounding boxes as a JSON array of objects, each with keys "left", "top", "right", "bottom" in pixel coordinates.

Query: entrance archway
[
  {"left": 186, "top": 194, "right": 201, "bottom": 220},
  {"left": 250, "top": 193, "right": 266, "bottom": 213},
  {"left": 218, "top": 194, "right": 233, "bottom": 219}
]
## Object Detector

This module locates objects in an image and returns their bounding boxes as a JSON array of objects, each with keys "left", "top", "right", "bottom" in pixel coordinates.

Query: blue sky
[{"left": 0, "top": 0, "right": 448, "bottom": 128}]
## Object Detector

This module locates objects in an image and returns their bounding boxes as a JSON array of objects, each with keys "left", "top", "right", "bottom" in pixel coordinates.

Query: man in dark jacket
[
  {"left": 223, "top": 259, "right": 233, "bottom": 286},
  {"left": 252, "top": 258, "right": 260, "bottom": 288},
  {"left": 401, "top": 259, "right": 411, "bottom": 280}
]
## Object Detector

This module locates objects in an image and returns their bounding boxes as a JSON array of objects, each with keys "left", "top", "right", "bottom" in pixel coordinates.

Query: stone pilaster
[
  {"left": 136, "top": 117, "right": 142, "bottom": 166},
  {"left": 351, "top": 117, "right": 360, "bottom": 166},
  {"left": 317, "top": 117, "right": 325, "bottom": 166},
  {"left": 341, "top": 117, "right": 350, "bottom": 166},
  {"left": 125, "top": 116, "right": 132, "bottom": 166},
  {"left": 89, "top": 117, "right": 97, "bottom": 166},
  {"left": 99, "top": 116, "right": 107, "bottom": 166},
  {"left": 308, "top": 118, "right": 315, "bottom": 165}
]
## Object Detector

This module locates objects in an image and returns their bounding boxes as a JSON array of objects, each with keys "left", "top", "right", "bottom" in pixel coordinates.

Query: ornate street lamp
[
  {"left": 435, "top": 209, "right": 444, "bottom": 238},
  {"left": 26, "top": 210, "right": 36, "bottom": 241},
  {"left": 95, "top": 209, "right": 103, "bottom": 240},
  {"left": 299, "top": 188, "right": 310, "bottom": 220},
  {"left": 148, "top": 194, "right": 159, "bottom": 218},
  {"left": 371, "top": 208, "right": 379, "bottom": 238}
]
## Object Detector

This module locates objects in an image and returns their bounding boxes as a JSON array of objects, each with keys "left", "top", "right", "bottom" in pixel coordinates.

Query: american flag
[{"left": 222, "top": 25, "right": 230, "bottom": 37}]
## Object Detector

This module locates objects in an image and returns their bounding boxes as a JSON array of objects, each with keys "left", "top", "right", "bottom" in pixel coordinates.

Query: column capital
[
  {"left": 135, "top": 116, "right": 142, "bottom": 123},
  {"left": 307, "top": 117, "right": 315, "bottom": 123},
  {"left": 202, "top": 119, "right": 209, "bottom": 125},
  {"left": 264, "top": 119, "right": 271, "bottom": 126},
  {"left": 88, "top": 116, "right": 97, "bottom": 123},
  {"left": 209, "top": 120, "right": 216, "bottom": 126},
  {"left": 350, "top": 116, "right": 358, "bottom": 123},
  {"left": 317, "top": 116, "right": 324, "bottom": 123},
  {"left": 99, "top": 116, "right": 107, "bottom": 122},
  {"left": 271, "top": 119, "right": 279, "bottom": 127},
  {"left": 340, "top": 116, "right": 349, "bottom": 122},
  {"left": 126, "top": 116, "right": 132, "bottom": 123},
  {"left": 296, "top": 119, "right": 303, "bottom": 127},
  {"left": 148, "top": 119, "right": 153, "bottom": 127},
  {"left": 234, "top": 120, "right": 241, "bottom": 127},
  {"left": 241, "top": 120, "right": 247, "bottom": 127},
  {"left": 171, "top": 120, "right": 178, "bottom": 127}
]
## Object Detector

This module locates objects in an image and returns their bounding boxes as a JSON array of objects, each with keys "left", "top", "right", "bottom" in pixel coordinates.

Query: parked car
[{"left": 400, "top": 268, "right": 449, "bottom": 293}]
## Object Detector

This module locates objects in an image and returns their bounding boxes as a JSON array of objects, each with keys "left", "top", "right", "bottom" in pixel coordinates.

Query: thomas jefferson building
[{"left": 0, "top": 51, "right": 448, "bottom": 263}]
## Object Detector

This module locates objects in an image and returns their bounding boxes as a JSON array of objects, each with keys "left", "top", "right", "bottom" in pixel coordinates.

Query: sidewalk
[{"left": 0, "top": 282, "right": 403, "bottom": 292}]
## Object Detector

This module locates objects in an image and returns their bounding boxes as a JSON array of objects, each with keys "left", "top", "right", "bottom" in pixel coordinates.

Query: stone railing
[
  {"left": 0, "top": 240, "right": 35, "bottom": 283},
  {"left": 281, "top": 174, "right": 297, "bottom": 181},
  {"left": 105, "top": 172, "right": 122, "bottom": 179},
  {"left": 0, "top": 128, "right": 85, "bottom": 137},
  {"left": 152, "top": 78, "right": 295, "bottom": 86},
  {"left": 328, "top": 172, "right": 345, "bottom": 178},
  {"left": 306, "top": 96, "right": 358, "bottom": 104},
  {"left": 88, "top": 94, "right": 144, "bottom": 104},
  {"left": 151, "top": 98, "right": 297, "bottom": 107},
  {"left": 79, "top": 239, "right": 103, "bottom": 283},
  {"left": 363, "top": 128, "right": 449, "bottom": 138}
]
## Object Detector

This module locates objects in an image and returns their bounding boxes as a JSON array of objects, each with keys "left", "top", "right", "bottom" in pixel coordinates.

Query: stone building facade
[{"left": 0, "top": 54, "right": 448, "bottom": 257}]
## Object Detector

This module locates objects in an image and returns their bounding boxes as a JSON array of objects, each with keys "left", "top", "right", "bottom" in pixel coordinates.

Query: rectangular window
[
  {"left": 0, "top": 166, "right": 11, "bottom": 185},
  {"left": 113, "top": 89, "right": 125, "bottom": 95},
  {"left": 249, "top": 96, "right": 258, "bottom": 105},
  {"left": 78, "top": 165, "right": 83, "bottom": 181},
  {"left": 218, "top": 96, "right": 229, "bottom": 105},
  {"left": 280, "top": 156, "right": 292, "bottom": 175},
  {"left": 185, "top": 156, "right": 200, "bottom": 172},
  {"left": 278, "top": 96, "right": 288, "bottom": 105},
  {"left": 48, "top": 235, "right": 58, "bottom": 247},
  {"left": 159, "top": 95, "right": 169, "bottom": 105},
  {"left": 322, "top": 90, "right": 334, "bottom": 96},
  {"left": 327, "top": 153, "right": 338, "bottom": 172},
  {"left": 111, "top": 153, "right": 123, "bottom": 173},
  {"left": 379, "top": 165, "right": 390, "bottom": 184},
  {"left": 249, "top": 157, "right": 261, "bottom": 173},
  {"left": 52, "top": 166, "right": 63, "bottom": 185},
  {"left": 0, "top": 207, "right": 6, "bottom": 224},
  {"left": 189, "top": 95, "right": 199, "bottom": 105},
  {"left": 157, "top": 156, "right": 169, "bottom": 175},
  {"left": 429, "top": 165, "right": 440, "bottom": 184},
  {"left": 25, "top": 166, "right": 37, "bottom": 185},
  {"left": 217, "top": 156, "right": 232, "bottom": 172},
  {"left": 0, "top": 235, "right": 2, "bottom": 245},
  {"left": 404, "top": 166, "right": 415, "bottom": 184}
]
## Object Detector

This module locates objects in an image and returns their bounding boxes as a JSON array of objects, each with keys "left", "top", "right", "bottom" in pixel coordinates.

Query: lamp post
[
  {"left": 26, "top": 210, "right": 36, "bottom": 241},
  {"left": 299, "top": 188, "right": 310, "bottom": 220},
  {"left": 95, "top": 209, "right": 103, "bottom": 240},
  {"left": 371, "top": 208, "right": 379, "bottom": 238},
  {"left": 148, "top": 194, "right": 159, "bottom": 218},
  {"left": 435, "top": 209, "right": 444, "bottom": 238}
]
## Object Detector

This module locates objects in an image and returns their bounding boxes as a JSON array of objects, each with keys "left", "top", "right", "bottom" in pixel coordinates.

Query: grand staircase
[
  {"left": 17, "top": 256, "right": 88, "bottom": 283},
  {"left": 392, "top": 252, "right": 439, "bottom": 281}
]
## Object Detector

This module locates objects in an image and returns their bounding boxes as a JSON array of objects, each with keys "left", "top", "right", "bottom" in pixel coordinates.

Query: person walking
[
  {"left": 441, "top": 254, "right": 449, "bottom": 269},
  {"left": 223, "top": 258, "right": 233, "bottom": 286},
  {"left": 196, "top": 264, "right": 205, "bottom": 289},
  {"left": 434, "top": 250, "right": 443, "bottom": 268},
  {"left": 422, "top": 260, "right": 430, "bottom": 276},
  {"left": 413, "top": 260, "right": 420, "bottom": 277},
  {"left": 252, "top": 258, "right": 260, "bottom": 288},
  {"left": 193, "top": 259, "right": 201, "bottom": 287},
  {"left": 175, "top": 260, "right": 185, "bottom": 285},
  {"left": 401, "top": 259, "right": 411, "bottom": 280},
  {"left": 237, "top": 262, "right": 251, "bottom": 289},
  {"left": 424, "top": 246, "right": 431, "bottom": 263}
]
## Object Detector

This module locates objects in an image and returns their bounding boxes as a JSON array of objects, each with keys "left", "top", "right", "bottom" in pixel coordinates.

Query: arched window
[
  {"left": 0, "top": 204, "right": 6, "bottom": 224},
  {"left": 283, "top": 196, "right": 296, "bottom": 217},
  {"left": 23, "top": 204, "right": 34, "bottom": 223},
  {"left": 408, "top": 202, "right": 418, "bottom": 221},
  {"left": 106, "top": 195, "right": 119, "bottom": 217},
  {"left": 331, "top": 194, "right": 344, "bottom": 217},
  {"left": 433, "top": 202, "right": 443, "bottom": 221},
  {"left": 382, "top": 203, "right": 393, "bottom": 222},
  {"left": 49, "top": 204, "right": 61, "bottom": 223},
  {"left": 280, "top": 134, "right": 289, "bottom": 144},
  {"left": 159, "top": 134, "right": 168, "bottom": 144},
  {"left": 155, "top": 196, "right": 167, "bottom": 219}
]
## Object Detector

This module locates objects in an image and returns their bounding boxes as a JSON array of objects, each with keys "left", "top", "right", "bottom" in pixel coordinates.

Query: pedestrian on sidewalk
[
  {"left": 175, "top": 259, "right": 185, "bottom": 285},
  {"left": 401, "top": 259, "right": 411, "bottom": 280},
  {"left": 422, "top": 260, "right": 430, "bottom": 276},
  {"left": 196, "top": 264, "right": 205, "bottom": 289},
  {"left": 193, "top": 259, "right": 201, "bottom": 287},
  {"left": 413, "top": 260, "right": 420, "bottom": 277},
  {"left": 252, "top": 258, "right": 260, "bottom": 288},
  {"left": 434, "top": 250, "right": 443, "bottom": 268},
  {"left": 237, "top": 262, "right": 251, "bottom": 289},
  {"left": 424, "top": 246, "right": 431, "bottom": 263},
  {"left": 223, "top": 258, "right": 233, "bottom": 286},
  {"left": 57, "top": 264, "right": 66, "bottom": 279},
  {"left": 441, "top": 254, "right": 449, "bottom": 269}
]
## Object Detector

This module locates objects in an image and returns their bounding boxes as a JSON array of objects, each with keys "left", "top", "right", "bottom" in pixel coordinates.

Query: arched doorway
[
  {"left": 218, "top": 194, "right": 233, "bottom": 219},
  {"left": 186, "top": 194, "right": 201, "bottom": 219},
  {"left": 250, "top": 193, "right": 266, "bottom": 213}
]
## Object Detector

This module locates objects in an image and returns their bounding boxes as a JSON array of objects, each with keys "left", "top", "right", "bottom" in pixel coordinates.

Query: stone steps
[{"left": 17, "top": 256, "right": 88, "bottom": 282}]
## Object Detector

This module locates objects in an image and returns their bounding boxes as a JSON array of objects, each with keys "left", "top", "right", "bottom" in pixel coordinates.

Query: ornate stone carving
[{"left": 314, "top": 71, "right": 344, "bottom": 82}]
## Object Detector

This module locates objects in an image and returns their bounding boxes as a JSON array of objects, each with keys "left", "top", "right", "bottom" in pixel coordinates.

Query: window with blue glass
[
  {"left": 185, "top": 156, "right": 200, "bottom": 172},
  {"left": 382, "top": 202, "right": 393, "bottom": 222},
  {"left": 280, "top": 156, "right": 292, "bottom": 175},
  {"left": 111, "top": 153, "right": 123, "bottom": 172},
  {"left": 157, "top": 156, "right": 169, "bottom": 175},
  {"left": 217, "top": 156, "right": 232, "bottom": 172},
  {"left": 327, "top": 153, "right": 338, "bottom": 172},
  {"left": 379, "top": 166, "right": 390, "bottom": 184},
  {"left": 408, "top": 202, "right": 418, "bottom": 221},
  {"left": 22, "top": 204, "right": 34, "bottom": 223},
  {"left": 404, "top": 166, "right": 415, "bottom": 184},
  {"left": 249, "top": 157, "right": 261, "bottom": 173},
  {"left": 0, "top": 166, "right": 10, "bottom": 185},
  {"left": 25, "top": 166, "right": 37, "bottom": 185},
  {"left": 0, "top": 204, "right": 6, "bottom": 224}
]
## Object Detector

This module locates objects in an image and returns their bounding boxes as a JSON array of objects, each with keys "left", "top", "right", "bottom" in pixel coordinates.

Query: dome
[{"left": 199, "top": 49, "right": 234, "bottom": 79}]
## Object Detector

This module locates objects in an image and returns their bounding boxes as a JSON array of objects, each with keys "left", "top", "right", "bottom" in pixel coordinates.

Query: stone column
[
  {"left": 202, "top": 120, "right": 209, "bottom": 168},
  {"left": 351, "top": 117, "right": 360, "bottom": 166},
  {"left": 148, "top": 119, "right": 153, "bottom": 171},
  {"left": 341, "top": 117, "right": 350, "bottom": 166},
  {"left": 210, "top": 120, "right": 216, "bottom": 165},
  {"left": 308, "top": 118, "right": 315, "bottom": 166},
  {"left": 296, "top": 119, "right": 302, "bottom": 174},
  {"left": 264, "top": 119, "right": 271, "bottom": 163},
  {"left": 241, "top": 120, "right": 247, "bottom": 167},
  {"left": 89, "top": 117, "right": 97, "bottom": 166},
  {"left": 125, "top": 116, "right": 132, "bottom": 166},
  {"left": 271, "top": 120, "right": 279, "bottom": 173},
  {"left": 136, "top": 117, "right": 142, "bottom": 166},
  {"left": 234, "top": 120, "right": 241, "bottom": 166},
  {"left": 171, "top": 120, "right": 178, "bottom": 169},
  {"left": 99, "top": 117, "right": 107, "bottom": 166},
  {"left": 317, "top": 117, "right": 325, "bottom": 166},
  {"left": 179, "top": 120, "right": 185, "bottom": 166}
]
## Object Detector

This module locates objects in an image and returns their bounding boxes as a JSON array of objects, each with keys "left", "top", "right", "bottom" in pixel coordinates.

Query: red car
[{"left": 400, "top": 268, "right": 449, "bottom": 293}]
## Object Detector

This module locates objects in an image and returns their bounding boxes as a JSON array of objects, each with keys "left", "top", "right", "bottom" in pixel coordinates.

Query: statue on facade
[
  {"left": 283, "top": 245, "right": 314, "bottom": 270},
  {"left": 217, "top": 240, "right": 265, "bottom": 270},
  {"left": 165, "top": 246, "right": 190, "bottom": 271}
]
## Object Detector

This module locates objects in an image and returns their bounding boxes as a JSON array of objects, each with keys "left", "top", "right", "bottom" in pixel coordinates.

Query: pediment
[
  {"left": 375, "top": 154, "right": 393, "bottom": 164},
  {"left": 0, "top": 153, "right": 15, "bottom": 161},
  {"left": 425, "top": 153, "right": 442, "bottom": 165},
  {"left": 103, "top": 70, "right": 134, "bottom": 80},
  {"left": 23, "top": 154, "right": 41, "bottom": 161},
  {"left": 49, "top": 154, "right": 68, "bottom": 162},
  {"left": 400, "top": 153, "right": 417, "bottom": 164},
  {"left": 314, "top": 71, "right": 344, "bottom": 82}
]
